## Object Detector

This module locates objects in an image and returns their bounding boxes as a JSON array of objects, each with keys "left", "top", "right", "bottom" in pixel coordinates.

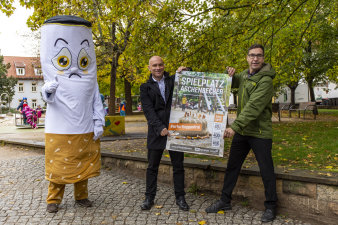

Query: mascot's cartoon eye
[
  {"left": 52, "top": 48, "right": 72, "bottom": 71},
  {"left": 77, "top": 48, "right": 91, "bottom": 70}
]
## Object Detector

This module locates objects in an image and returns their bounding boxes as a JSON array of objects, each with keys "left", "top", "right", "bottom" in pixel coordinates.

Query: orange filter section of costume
[{"left": 45, "top": 132, "right": 100, "bottom": 184}]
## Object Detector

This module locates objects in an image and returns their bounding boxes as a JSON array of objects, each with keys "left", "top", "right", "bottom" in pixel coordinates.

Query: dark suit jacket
[{"left": 140, "top": 72, "right": 174, "bottom": 150}]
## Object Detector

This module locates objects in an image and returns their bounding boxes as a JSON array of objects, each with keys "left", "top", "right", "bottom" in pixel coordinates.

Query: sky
[{"left": 0, "top": 1, "right": 39, "bottom": 57}]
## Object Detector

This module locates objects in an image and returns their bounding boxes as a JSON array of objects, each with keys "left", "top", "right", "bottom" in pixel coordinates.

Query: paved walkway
[
  {"left": 0, "top": 151, "right": 311, "bottom": 225},
  {"left": 0, "top": 115, "right": 312, "bottom": 224}
]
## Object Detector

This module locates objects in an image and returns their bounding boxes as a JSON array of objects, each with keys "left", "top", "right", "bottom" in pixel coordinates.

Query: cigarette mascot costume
[{"left": 40, "top": 15, "right": 105, "bottom": 213}]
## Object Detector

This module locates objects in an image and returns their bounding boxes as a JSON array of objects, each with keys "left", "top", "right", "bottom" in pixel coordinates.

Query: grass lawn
[
  {"left": 317, "top": 108, "right": 338, "bottom": 116},
  {"left": 272, "top": 120, "right": 337, "bottom": 172},
  {"left": 184, "top": 109, "right": 338, "bottom": 173}
]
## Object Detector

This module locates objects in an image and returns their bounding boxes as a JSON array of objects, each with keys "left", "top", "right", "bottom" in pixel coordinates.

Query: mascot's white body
[
  {"left": 41, "top": 24, "right": 104, "bottom": 134},
  {"left": 41, "top": 17, "right": 104, "bottom": 189}
]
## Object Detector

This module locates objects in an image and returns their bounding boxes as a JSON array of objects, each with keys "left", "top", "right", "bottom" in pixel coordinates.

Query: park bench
[
  {"left": 276, "top": 103, "right": 291, "bottom": 121},
  {"left": 288, "top": 102, "right": 318, "bottom": 119},
  {"left": 271, "top": 103, "right": 280, "bottom": 121}
]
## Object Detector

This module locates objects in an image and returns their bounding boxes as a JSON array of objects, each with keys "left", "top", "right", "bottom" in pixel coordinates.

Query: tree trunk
[
  {"left": 307, "top": 80, "right": 316, "bottom": 102},
  {"left": 124, "top": 77, "right": 133, "bottom": 115},
  {"left": 233, "top": 93, "right": 237, "bottom": 106},
  {"left": 305, "top": 41, "right": 315, "bottom": 102},
  {"left": 108, "top": 60, "right": 117, "bottom": 116},
  {"left": 290, "top": 87, "right": 296, "bottom": 105},
  {"left": 287, "top": 84, "right": 298, "bottom": 105}
]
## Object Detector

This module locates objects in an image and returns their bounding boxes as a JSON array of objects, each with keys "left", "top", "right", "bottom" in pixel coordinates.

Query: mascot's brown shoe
[
  {"left": 47, "top": 203, "right": 59, "bottom": 213},
  {"left": 75, "top": 199, "right": 93, "bottom": 207}
]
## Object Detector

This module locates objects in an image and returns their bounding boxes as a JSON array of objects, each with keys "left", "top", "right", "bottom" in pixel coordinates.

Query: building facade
[
  {"left": 275, "top": 82, "right": 338, "bottom": 105},
  {"left": 3, "top": 56, "right": 45, "bottom": 109}
]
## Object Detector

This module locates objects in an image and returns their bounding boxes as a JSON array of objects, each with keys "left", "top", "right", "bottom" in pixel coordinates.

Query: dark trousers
[
  {"left": 146, "top": 149, "right": 185, "bottom": 200},
  {"left": 221, "top": 133, "right": 277, "bottom": 209}
]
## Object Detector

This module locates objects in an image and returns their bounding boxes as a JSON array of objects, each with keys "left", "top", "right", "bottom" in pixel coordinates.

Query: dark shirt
[{"left": 248, "top": 70, "right": 258, "bottom": 78}]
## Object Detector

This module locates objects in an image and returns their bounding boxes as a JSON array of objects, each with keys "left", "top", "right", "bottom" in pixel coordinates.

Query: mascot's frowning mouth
[{"left": 69, "top": 73, "right": 82, "bottom": 78}]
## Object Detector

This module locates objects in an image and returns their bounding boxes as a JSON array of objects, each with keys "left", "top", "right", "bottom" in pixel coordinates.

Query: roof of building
[{"left": 3, "top": 56, "right": 43, "bottom": 80}]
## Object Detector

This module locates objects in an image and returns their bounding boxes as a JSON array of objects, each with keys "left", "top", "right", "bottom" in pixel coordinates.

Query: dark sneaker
[
  {"left": 47, "top": 203, "right": 59, "bottom": 213},
  {"left": 75, "top": 199, "right": 93, "bottom": 207},
  {"left": 261, "top": 209, "right": 276, "bottom": 222},
  {"left": 205, "top": 200, "right": 231, "bottom": 213},
  {"left": 140, "top": 197, "right": 154, "bottom": 210},
  {"left": 176, "top": 196, "right": 190, "bottom": 211}
]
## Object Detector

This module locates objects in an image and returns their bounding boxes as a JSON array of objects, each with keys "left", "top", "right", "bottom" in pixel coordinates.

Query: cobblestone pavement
[{"left": 0, "top": 154, "right": 312, "bottom": 225}]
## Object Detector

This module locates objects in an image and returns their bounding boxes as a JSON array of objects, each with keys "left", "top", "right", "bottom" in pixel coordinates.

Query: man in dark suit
[{"left": 140, "top": 56, "right": 189, "bottom": 211}]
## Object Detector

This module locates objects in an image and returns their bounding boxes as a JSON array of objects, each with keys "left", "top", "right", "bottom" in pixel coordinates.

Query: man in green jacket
[{"left": 205, "top": 44, "right": 278, "bottom": 223}]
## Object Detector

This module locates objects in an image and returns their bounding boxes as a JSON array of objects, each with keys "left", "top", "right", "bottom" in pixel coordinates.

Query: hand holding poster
[{"left": 166, "top": 71, "right": 232, "bottom": 157}]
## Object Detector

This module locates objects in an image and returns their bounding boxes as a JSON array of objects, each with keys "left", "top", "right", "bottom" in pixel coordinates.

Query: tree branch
[
  {"left": 298, "top": 0, "right": 321, "bottom": 44},
  {"left": 265, "top": 0, "right": 309, "bottom": 43}
]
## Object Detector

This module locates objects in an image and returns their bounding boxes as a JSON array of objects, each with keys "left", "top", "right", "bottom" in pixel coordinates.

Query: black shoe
[
  {"left": 205, "top": 200, "right": 232, "bottom": 213},
  {"left": 75, "top": 199, "right": 93, "bottom": 207},
  {"left": 176, "top": 196, "right": 190, "bottom": 211},
  {"left": 141, "top": 198, "right": 154, "bottom": 210},
  {"left": 261, "top": 209, "right": 276, "bottom": 222},
  {"left": 46, "top": 203, "right": 59, "bottom": 213}
]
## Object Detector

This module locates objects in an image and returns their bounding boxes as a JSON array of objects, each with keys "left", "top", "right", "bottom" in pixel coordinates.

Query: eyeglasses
[{"left": 248, "top": 54, "right": 264, "bottom": 59}]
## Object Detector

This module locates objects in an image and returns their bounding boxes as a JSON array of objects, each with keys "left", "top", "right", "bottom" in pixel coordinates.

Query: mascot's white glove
[
  {"left": 44, "top": 81, "right": 59, "bottom": 93},
  {"left": 93, "top": 120, "right": 103, "bottom": 141}
]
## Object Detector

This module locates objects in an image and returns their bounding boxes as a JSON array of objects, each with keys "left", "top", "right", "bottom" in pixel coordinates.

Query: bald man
[{"left": 140, "top": 56, "right": 189, "bottom": 211}]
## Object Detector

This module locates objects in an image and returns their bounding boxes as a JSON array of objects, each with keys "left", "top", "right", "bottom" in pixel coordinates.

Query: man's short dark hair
[{"left": 248, "top": 44, "right": 264, "bottom": 55}]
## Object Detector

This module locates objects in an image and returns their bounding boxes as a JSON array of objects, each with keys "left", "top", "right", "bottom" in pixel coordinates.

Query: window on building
[
  {"left": 16, "top": 68, "right": 25, "bottom": 75},
  {"left": 18, "top": 83, "right": 24, "bottom": 92},
  {"left": 32, "top": 99, "right": 37, "bottom": 108},
  {"left": 34, "top": 68, "right": 42, "bottom": 76},
  {"left": 32, "top": 83, "right": 37, "bottom": 92}
]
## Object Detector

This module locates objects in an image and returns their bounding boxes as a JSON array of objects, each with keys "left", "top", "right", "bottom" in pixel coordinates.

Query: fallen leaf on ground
[
  {"left": 122, "top": 182, "right": 127, "bottom": 184},
  {"left": 198, "top": 221, "right": 206, "bottom": 225},
  {"left": 217, "top": 210, "right": 225, "bottom": 214},
  {"left": 155, "top": 205, "right": 163, "bottom": 209},
  {"left": 155, "top": 212, "right": 160, "bottom": 216}
]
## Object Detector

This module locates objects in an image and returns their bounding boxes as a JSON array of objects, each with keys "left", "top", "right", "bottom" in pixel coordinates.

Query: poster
[{"left": 166, "top": 71, "right": 232, "bottom": 157}]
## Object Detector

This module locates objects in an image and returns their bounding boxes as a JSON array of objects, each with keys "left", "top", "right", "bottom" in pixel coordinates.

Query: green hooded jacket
[{"left": 230, "top": 63, "right": 275, "bottom": 139}]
